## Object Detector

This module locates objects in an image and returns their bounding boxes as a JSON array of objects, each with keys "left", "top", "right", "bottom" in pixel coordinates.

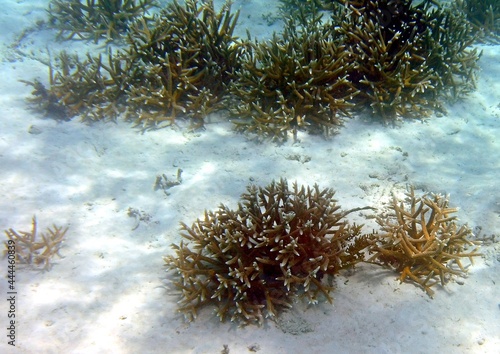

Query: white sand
[{"left": 0, "top": 1, "right": 499, "bottom": 353}]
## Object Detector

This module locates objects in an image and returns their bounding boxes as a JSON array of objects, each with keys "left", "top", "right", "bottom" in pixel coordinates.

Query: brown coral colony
[
  {"left": 367, "top": 187, "right": 481, "bottom": 297},
  {"left": 26, "top": 0, "right": 481, "bottom": 140},
  {"left": 164, "top": 179, "right": 369, "bottom": 324},
  {"left": 165, "top": 180, "right": 481, "bottom": 324}
]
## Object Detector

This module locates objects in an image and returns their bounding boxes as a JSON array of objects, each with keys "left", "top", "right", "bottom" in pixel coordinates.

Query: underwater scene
[{"left": 0, "top": 0, "right": 499, "bottom": 352}]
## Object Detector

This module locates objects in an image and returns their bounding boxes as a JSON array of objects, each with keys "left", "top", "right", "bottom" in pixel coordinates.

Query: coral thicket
[
  {"left": 336, "top": 0, "right": 479, "bottom": 119},
  {"left": 25, "top": 0, "right": 482, "bottom": 140},
  {"left": 124, "top": 0, "right": 241, "bottom": 129},
  {"left": 26, "top": 0, "right": 241, "bottom": 130},
  {"left": 165, "top": 182, "right": 482, "bottom": 324},
  {"left": 164, "top": 179, "right": 368, "bottom": 324},
  {"left": 230, "top": 11, "right": 357, "bottom": 141}
]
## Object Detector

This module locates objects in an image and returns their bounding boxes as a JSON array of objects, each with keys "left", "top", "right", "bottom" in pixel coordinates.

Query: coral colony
[
  {"left": 24, "top": 0, "right": 481, "bottom": 139},
  {"left": 164, "top": 180, "right": 481, "bottom": 324},
  {"left": 164, "top": 179, "right": 370, "bottom": 324},
  {"left": 10, "top": 0, "right": 487, "bottom": 324},
  {"left": 25, "top": 0, "right": 241, "bottom": 130},
  {"left": 367, "top": 187, "right": 482, "bottom": 298}
]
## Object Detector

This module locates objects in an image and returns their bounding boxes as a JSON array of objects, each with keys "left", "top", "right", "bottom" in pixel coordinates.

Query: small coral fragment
[{"left": 3, "top": 216, "right": 68, "bottom": 271}]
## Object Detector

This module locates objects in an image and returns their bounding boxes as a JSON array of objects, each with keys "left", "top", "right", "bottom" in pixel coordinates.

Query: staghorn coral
[
  {"left": 230, "top": 7, "right": 357, "bottom": 142},
  {"left": 278, "top": 0, "right": 337, "bottom": 16},
  {"left": 48, "top": 0, "right": 158, "bottom": 42},
  {"left": 124, "top": 0, "right": 241, "bottom": 129},
  {"left": 229, "top": 0, "right": 480, "bottom": 138},
  {"left": 164, "top": 179, "right": 370, "bottom": 325},
  {"left": 27, "top": 0, "right": 241, "bottom": 128},
  {"left": 164, "top": 181, "right": 483, "bottom": 324},
  {"left": 452, "top": 0, "right": 500, "bottom": 42},
  {"left": 20, "top": 78, "right": 73, "bottom": 121},
  {"left": 40, "top": 0, "right": 271, "bottom": 129},
  {"left": 335, "top": 0, "right": 480, "bottom": 120},
  {"left": 22, "top": 49, "right": 140, "bottom": 122},
  {"left": 367, "top": 187, "right": 481, "bottom": 297},
  {"left": 26, "top": 0, "right": 482, "bottom": 135},
  {"left": 3, "top": 216, "right": 68, "bottom": 271}
]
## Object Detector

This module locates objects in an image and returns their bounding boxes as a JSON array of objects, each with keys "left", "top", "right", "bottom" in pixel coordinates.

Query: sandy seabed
[{"left": 0, "top": 1, "right": 499, "bottom": 353}]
